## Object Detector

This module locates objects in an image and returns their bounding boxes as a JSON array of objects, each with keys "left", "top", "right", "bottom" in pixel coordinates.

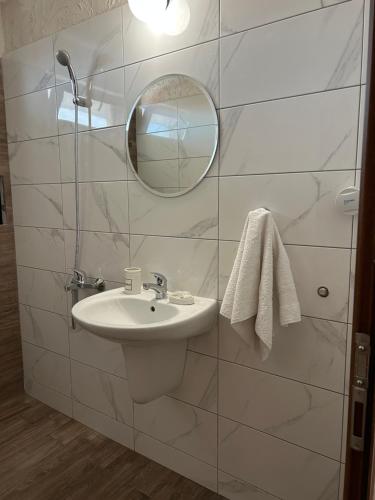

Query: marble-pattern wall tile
[
  {"left": 188, "top": 321, "right": 218, "bottom": 358},
  {"left": 62, "top": 181, "right": 129, "bottom": 233},
  {"left": 69, "top": 325, "right": 127, "bottom": 379},
  {"left": 219, "top": 360, "right": 343, "bottom": 460},
  {"left": 220, "top": 87, "right": 359, "bottom": 176},
  {"left": 59, "top": 126, "right": 126, "bottom": 182},
  {"left": 71, "top": 360, "right": 133, "bottom": 426},
  {"left": 220, "top": 0, "right": 363, "bottom": 107},
  {"left": 8, "top": 137, "right": 60, "bottom": 185},
  {"left": 19, "top": 305, "right": 69, "bottom": 357},
  {"left": 73, "top": 401, "right": 134, "bottom": 449},
  {"left": 14, "top": 227, "right": 65, "bottom": 272},
  {"left": 128, "top": 178, "right": 218, "bottom": 239},
  {"left": 218, "top": 471, "right": 281, "bottom": 500},
  {"left": 362, "top": 0, "right": 371, "bottom": 83},
  {"left": 54, "top": 8, "right": 124, "bottom": 84},
  {"left": 219, "top": 417, "right": 340, "bottom": 500},
  {"left": 219, "top": 241, "right": 351, "bottom": 322},
  {"left": 2, "top": 36, "right": 55, "bottom": 99},
  {"left": 356, "top": 86, "right": 367, "bottom": 169},
  {"left": 64, "top": 230, "right": 129, "bottom": 281},
  {"left": 219, "top": 315, "right": 346, "bottom": 394},
  {"left": 219, "top": 171, "right": 355, "bottom": 248},
  {"left": 12, "top": 184, "right": 63, "bottom": 229},
  {"left": 134, "top": 431, "right": 218, "bottom": 492},
  {"left": 125, "top": 40, "right": 219, "bottom": 113},
  {"left": 286, "top": 245, "right": 351, "bottom": 323},
  {"left": 24, "top": 378, "right": 73, "bottom": 417},
  {"left": 123, "top": 0, "right": 219, "bottom": 65},
  {"left": 56, "top": 68, "right": 125, "bottom": 135},
  {"left": 130, "top": 235, "right": 218, "bottom": 299},
  {"left": 134, "top": 395, "right": 217, "bottom": 466},
  {"left": 5, "top": 87, "right": 58, "bottom": 142},
  {"left": 17, "top": 266, "right": 68, "bottom": 316},
  {"left": 169, "top": 351, "right": 217, "bottom": 413},
  {"left": 341, "top": 396, "right": 349, "bottom": 462},
  {"left": 22, "top": 341, "right": 71, "bottom": 396},
  {"left": 220, "top": 0, "right": 350, "bottom": 36}
]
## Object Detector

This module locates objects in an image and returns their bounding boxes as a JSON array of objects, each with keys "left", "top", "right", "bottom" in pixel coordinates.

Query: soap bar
[{"left": 169, "top": 291, "right": 194, "bottom": 305}]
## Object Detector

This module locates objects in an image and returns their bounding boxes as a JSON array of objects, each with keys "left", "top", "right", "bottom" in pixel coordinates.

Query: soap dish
[{"left": 169, "top": 291, "right": 194, "bottom": 305}]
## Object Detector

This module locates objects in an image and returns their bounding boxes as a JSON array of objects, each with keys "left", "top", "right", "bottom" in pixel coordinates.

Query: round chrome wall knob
[{"left": 317, "top": 286, "right": 329, "bottom": 298}]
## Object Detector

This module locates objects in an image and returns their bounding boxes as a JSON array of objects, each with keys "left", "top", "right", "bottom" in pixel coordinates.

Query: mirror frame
[{"left": 125, "top": 74, "right": 219, "bottom": 198}]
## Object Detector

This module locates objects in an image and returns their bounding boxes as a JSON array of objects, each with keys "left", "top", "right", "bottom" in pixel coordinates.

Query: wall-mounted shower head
[
  {"left": 56, "top": 49, "right": 71, "bottom": 67},
  {"left": 55, "top": 49, "right": 88, "bottom": 107}
]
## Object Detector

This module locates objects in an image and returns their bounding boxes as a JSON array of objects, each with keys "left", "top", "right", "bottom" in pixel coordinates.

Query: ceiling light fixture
[{"left": 129, "top": 0, "right": 190, "bottom": 36}]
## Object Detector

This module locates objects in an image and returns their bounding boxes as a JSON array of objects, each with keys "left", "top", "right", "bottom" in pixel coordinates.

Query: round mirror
[{"left": 126, "top": 74, "right": 218, "bottom": 197}]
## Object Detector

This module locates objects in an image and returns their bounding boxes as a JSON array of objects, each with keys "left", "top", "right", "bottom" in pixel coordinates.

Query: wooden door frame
[{"left": 344, "top": 0, "right": 375, "bottom": 497}]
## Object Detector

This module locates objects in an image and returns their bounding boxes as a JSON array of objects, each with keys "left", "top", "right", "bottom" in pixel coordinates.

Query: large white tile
[
  {"left": 219, "top": 417, "right": 341, "bottom": 500},
  {"left": 220, "top": 87, "right": 359, "bottom": 176},
  {"left": 8, "top": 137, "right": 60, "bottom": 185},
  {"left": 5, "top": 87, "right": 58, "bottom": 142},
  {"left": 178, "top": 125, "right": 218, "bottom": 158},
  {"left": 54, "top": 8, "right": 123, "bottom": 84},
  {"left": 356, "top": 86, "right": 367, "bottom": 170},
  {"left": 14, "top": 227, "right": 65, "bottom": 272},
  {"left": 219, "top": 314, "right": 346, "bottom": 393},
  {"left": 220, "top": 0, "right": 350, "bottom": 35},
  {"left": 362, "top": 0, "right": 371, "bottom": 83},
  {"left": 218, "top": 471, "right": 279, "bottom": 500},
  {"left": 17, "top": 266, "right": 68, "bottom": 316},
  {"left": 137, "top": 160, "right": 180, "bottom": 190},
  {"left": 341, "top": 395, "right": 349, "bottom": 462},
  {"left": 123, "top": 0, "right": 219, "bottom": 65},
  {"left": 62, "top": 181, "right": 129, "bottom": 233},
  {"left": 135, "top": 431, "right": 218, "bottom": 492},
  {"left": 71, "top": 360, "right": 133, "bottom": 426},
  {"left": 24, "top": 379, "right": 72, "bottom": 418},
  {"left": 129, "top": 177, "right": 218, "bottom": 239},
  {"left": 56, "top": 68, "right": 125, "bottom": 135},
  {"left": 65, "top": 230, "right": 129, "bottom": 281},
  {"left": 220, "top": 0, "right": 363, "bottom": 107},
  {"left": 130, "top": 235, "right": 218, "bottom": 299},
  {"left": 219, "top": 240, "right": 350, "bottom": 322},
  {"left": 69, "top": 325, "right": 127, "bottom": 379},
  {"left": 188, "top": 320, "right": 218, "bottom": 357},
  {"left": 59, "top": 126, "right": 126, "bottom": 183},
  {"left": 125, "top": 40, "right": 219, "bottom": 113},
  {"left": 136, "top": 130, "right": 178, "bottom": 161},
  {"left": 73, "top": 401, "right": 134, "bottom": 449},
  {"left": 219, "top": 361, "right": 343, "bottom": 460},
  {"left": 2, "top": 36, "right": 55, "bottom": 99},
  {"left": 287, "top": 245, "right": 351, "bottom": 322},
  {"left": 19, "top": 305, "right": 69, "bottom": 357},
  {"left": 22, "top": 341, "right": 71, "bottom": 396},
  {"left": 349, "top": 249, "right": 357, "bottom": 323},
  {"left": 12, "top": 184, "right": 63, "bottom": 229},
  {"left": 134, "top": 395, "right": 217, "bottom": 466},
  {"left": 219, "top": 171, "right": 355, "bottom": 248},
  {"left": 169, "top": 351, "right": 217, "bottom": 412}
]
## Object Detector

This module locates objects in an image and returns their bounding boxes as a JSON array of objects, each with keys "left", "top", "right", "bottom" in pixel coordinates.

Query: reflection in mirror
[{"left": 127, "top": 74, "right": 218, "bottom": 197}]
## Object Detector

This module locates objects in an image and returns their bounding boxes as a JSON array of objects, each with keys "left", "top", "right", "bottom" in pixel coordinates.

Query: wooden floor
[{"left": 0, "top": 391, "right": 224, "bottom": 500}]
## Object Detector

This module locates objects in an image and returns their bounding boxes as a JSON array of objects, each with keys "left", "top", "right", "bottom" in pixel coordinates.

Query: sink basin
[
  {"left": 72, "top": 288, "right": 217, "bottom": 343},
  {"left": 72, "top": 288, "right": 217, "bottom": 404}
]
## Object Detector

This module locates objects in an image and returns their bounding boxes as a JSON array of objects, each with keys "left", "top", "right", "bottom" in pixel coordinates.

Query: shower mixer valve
[{"left": 66, "top": 269, "right": 105, "bottom": 291}]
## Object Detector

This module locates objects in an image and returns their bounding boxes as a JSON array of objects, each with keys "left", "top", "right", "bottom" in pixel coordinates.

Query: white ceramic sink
[
  {"left": 72, "top": 288, "right": 217, "bottom": 343},
  {"left": 72, "top": 288, "right": 217, "bottom": 403}
]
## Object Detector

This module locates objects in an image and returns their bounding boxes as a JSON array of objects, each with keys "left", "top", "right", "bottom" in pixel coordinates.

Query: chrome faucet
[
  {"left": 143, "top": 272, "right": 168, "bottom": 300},
  {"left": 66, "top": 269, "right": 105, "bottom": 291},
  {"left": 66, "top": 269, "right": 105, "bottom": 329}
]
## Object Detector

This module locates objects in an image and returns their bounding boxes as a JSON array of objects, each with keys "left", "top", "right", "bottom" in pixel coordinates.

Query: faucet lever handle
[{"left": 150, "top": 272, "right": 167, "bottom": 286}]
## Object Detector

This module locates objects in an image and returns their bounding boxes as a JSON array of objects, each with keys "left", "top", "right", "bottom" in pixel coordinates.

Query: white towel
[{"left": 220, "top": 208, "right": 301, "bottom": 359}]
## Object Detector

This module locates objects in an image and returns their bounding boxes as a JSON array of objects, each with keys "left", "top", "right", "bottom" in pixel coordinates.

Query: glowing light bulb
[
  {"left": 128, "top": 0, "right": 168, "bottom": 24},
  {"left": 162, "top": 0, "right": 190, "bottom": 36}
]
